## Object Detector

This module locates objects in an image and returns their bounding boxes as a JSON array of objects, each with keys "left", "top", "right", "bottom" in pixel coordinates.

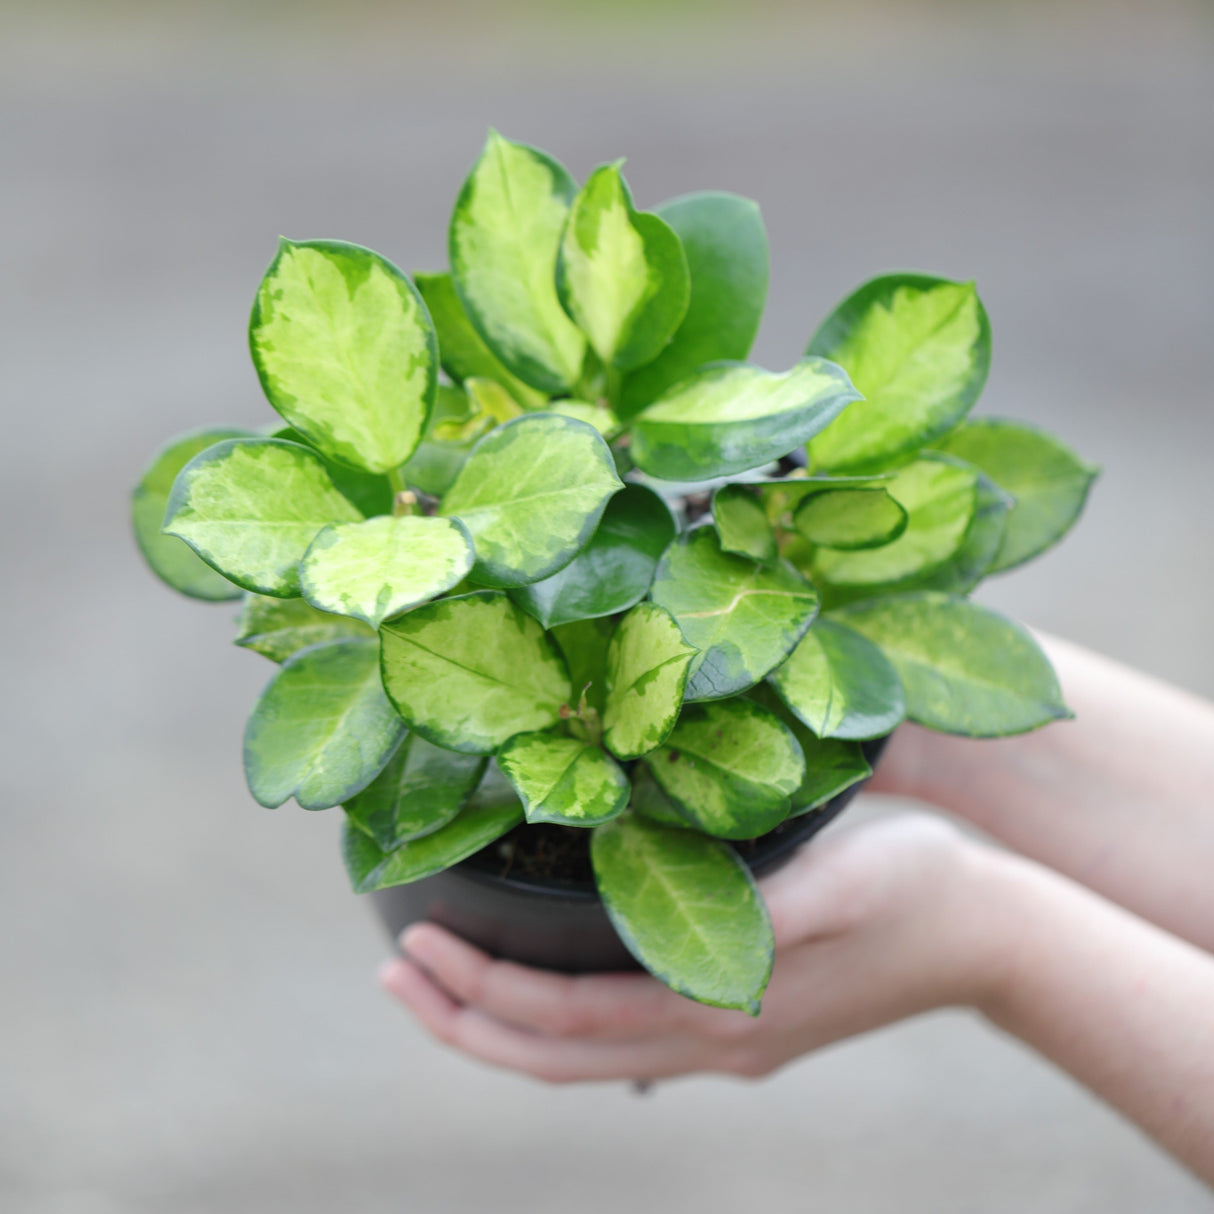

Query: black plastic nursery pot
[{"left": 370, "top": 734, "right": 891, "bottom": 974}]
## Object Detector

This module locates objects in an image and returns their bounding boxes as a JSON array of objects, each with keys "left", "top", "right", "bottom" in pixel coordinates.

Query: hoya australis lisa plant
[{"left": 132, "top": 131, "right": 1097, "bottom": 1016}]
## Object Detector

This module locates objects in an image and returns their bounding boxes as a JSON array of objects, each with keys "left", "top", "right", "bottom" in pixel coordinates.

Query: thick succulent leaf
[
  {"left": 249, "top": 239, "right": 437, "bottom": 474},
  {"left": 591, "top": 814, "right": 774, "bottom": 1013},
  {"left": 712, "top": 484, "right": 777, "bottom": 563},
  {"left": 449, "top": 131, "right": 587, "bottom": 393},
  {"left": 603, "top": 603, "right": 697, "bottom": 760},
  {"left": 650, "top": 528, "right": 818, "bottom": 702},
  {"left": 807, "top": 273, "right": 990, "bottom": 473},
  {"left": 243, "top": 637, "right": 405, "bottom": 810},
  {"left": 132, "top": 426, "right": 253, "bottom": 600},
  {"left": 631, "top": 358, "right": 861, "bottom": 481},
  {"left": 551, "top": 616, "right": 614, "bottom": 715},
  {"left": 646, "top": 698, "right": 804, "bottom": 839},
  {"left": 342, "top": 776, "right": 524, "bottom": 893},
  {"left": 747, "top": 683, "right": 874, "bottom": 814},
  {"left": 835, "top": 592, "right": 1070, "bottom": 737},
  {"left": 768, "top": 618, "right": 906, "bottom": 740},
  {"left": 267, "top": 425, "right": 394, "bottom": 518},
  {"left": 413, "top": 270, "right": 546, "bottom": 409},
  {"left": 379, "top": 591, "right": 571, "bottom": 754},
  {"left": 439, "top": 414, "right": 624, "bottom": 588},
  {"left": 794, "top": 487, "right": 908, "bottom": 551},
  {"left": 163, "top": 438, "right": 362, "bottom": 597},
  {"left": 510, "top": 484, "right": 674, "bottom": 627},
  {"left": 235, "top": 593, "right": 373, "bottom": 663},
  {"left": 811, "top": 456, "right": 976, "bottom": 593},
  {"left": 498, "top": 733, "right": 629, "bottom": 827},
  {"left": 545, "top": 400, "right": 622, "bottom": 438},
  {"left": 557, "top": 162, "right": 690, "bottom": 371},
  {"left": 299, "top": 514, "right": 474, "bottom": 628},
  {"left": 620, "top": 191, "right": 769, "bottom": 419},
  {"left": 344, "top": 733, "right": 487, "bottom": 850},
  {"left": 936, "top": 418, "right": 1099, "bottom": 572}
]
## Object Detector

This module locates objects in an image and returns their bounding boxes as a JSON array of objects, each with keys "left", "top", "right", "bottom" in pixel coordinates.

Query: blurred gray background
[{"left": 2, "top": 1, "right": 1213, "bottom": 1210}]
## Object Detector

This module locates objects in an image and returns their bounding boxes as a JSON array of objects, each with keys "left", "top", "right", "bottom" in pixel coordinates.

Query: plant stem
[{"left": 387, "top": 465, "right": 407, "bottom": 495}]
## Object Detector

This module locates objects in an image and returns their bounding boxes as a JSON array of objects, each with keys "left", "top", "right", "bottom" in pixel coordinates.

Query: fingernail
[{"left": 399, "top": 923, "right": 433, "bottom": 962}]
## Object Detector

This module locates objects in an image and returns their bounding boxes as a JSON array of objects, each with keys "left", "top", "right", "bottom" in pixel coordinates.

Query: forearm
[
  {"left": 978, "top": 850, "right": 1214, "bottom": 1182},
  {"left": 883, "top": 635, "right": 1214, "bottom": 950}
]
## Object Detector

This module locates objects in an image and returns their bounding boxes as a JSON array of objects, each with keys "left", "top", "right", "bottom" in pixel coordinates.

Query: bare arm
[{"left": 869, "top": 635, "right": 1214, "bottom": 949}]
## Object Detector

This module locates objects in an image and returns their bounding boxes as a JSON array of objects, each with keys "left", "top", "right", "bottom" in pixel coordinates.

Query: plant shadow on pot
[{"left": 370, "top": 735, "right": 891, "bottom": 974}]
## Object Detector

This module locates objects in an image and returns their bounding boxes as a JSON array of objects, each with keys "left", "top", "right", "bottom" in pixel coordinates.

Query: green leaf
[
  {"left": 439, "top": 414, "right": 624, "bottom": 589},
  {"left": 747, "top": 683, "right": 874, "bottom": 814},
  {"left": 400, "top": 385, "right": 479, "bottom": 497},
  {"left": 936, "top": 418, "right": 1099, "bottom": 572},
  {"left": 603, "top": 602, "right": 697, "bottom": 760},
  {"left": 510, "top": 484, "right": 674, "bottom": 628},
  {"left": 811, "top": 456, "right": 976, "bottom": 593},
  {"left": 342, "top": 771, "right": 524, "bottom": 892},
  {"left": 498, "top": 733, "right": 629, "bottom": 827},
  {"left": 235, "top": 593, "right": 373, "bottom": 663},
  {"left": 380, "top": 591, "right": 571, "bottom": 754},
  {"left": 903, "top": 468, "right": 1013, "bottom": 596},
  {"left": 299, "top": 514, "right": 474, "bottom": 629},
  {"left": 556, "top": 162, "right": 690, "bottom": 371},
  {"left": 267, "top": 425, "right": 394, "bottom": 518},
  {"left": 794, "top": 487, "right": 908, "bottom": 551},
  {"left": 449, "top": 131, "right": 587, "bottom": 393},
  {"left": 344, "top": 733, "right": 486, "bottom": 850},
  {"left": 650, "top": 527, "right": 818, "bottom": 702},
  {"left": 646, "top": 698, "right": 804, "bottom": 839},
  {"left": 249, "top": 238, "right": 437, "bottom": 474},
  {"left": 545, "top": 399, "right": 622, "bottom": 438},
  {"left": 834, "top": 592, "right": 1070, "bottom": 737},
  {"left": 712, "top": 484, "right": 777, "bottom": 563},
  {"left": 620, "top": 191, "right": 769, "bottom": 419},
  {"left": 591, "top": 814, "right": 774, "bottom": 1013},
  {"left": 630, "top": 358, "right": 860, "bottom": 481},
  {"left": 163, "top": 438, "right": 362, "bottom": 597},
  {"left": 807, "top": 273, "right": 991, "bottom": 473},
  {"left": 243, "top": 637, "right": 405, "bottom": 810},
  {"left": 132, "top": 426, "right": 253, "bottom": 600},
  {"left": 414, "top": 270, "right": 547, "bottom": 409},
  {"left": 768, "top": 617, "right": 906, "bottom": 740},
  {"left": 551, "top": 616, "right": 615, "bottom": 715},
  {"left": 628, "top": 764, "right": 694, "bottom": 829}
]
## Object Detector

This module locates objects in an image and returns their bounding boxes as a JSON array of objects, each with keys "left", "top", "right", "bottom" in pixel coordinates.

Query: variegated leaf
[
  {"left": 439, "top": 414, "right": 623, "bottom": 588},
  {"left": 163, "top": 438, "right": 361, "bottom": 597},
  {"left": 630, "top": 358, "right": 860, "bottom": 481},
  {"left": 449, "top": 131, "right": 587, "bottom": 393},
  {"left": 645, "top": 698, "right": 804, "bottom": 840},
  {"left": 235, "top": 593, "right": 373, "bottom": 663},
  {"left": 498, "top": 733, "right": 629, "bottom": 827},
  {"left": 132, "top": 426, "right": 253, "bottom": 600},
  {"left": 808, "top": 273, "right": 990, "bottom": 473},
  {"left": 414, "top": 270, "right": 546, "bottom": 409},
  {"left": 603, "top": 602, "right": 697, "bottom": 760},
  {"left": 250, "top": 239, "right": 437, "bottom": 473},
  {"left": 299, "top": 514, "right": 474, "bottom": 628},
  {"left": 620, "top": 190, "right": 769, "bottom": 418},
  {"left": 591, "top": 814, "right": 774, "bottom": 1014},
  {"left": 650, "top": 527, "right": 818, "bottom": 702},
  {"left": 557, "top": 161, "right": 689, "bottom": 371},
  {"left": 243, "top": 637, "right": 405, "bottom": 810},
  {"left": 379, "top": 591, "right": 571, "bottom": 754}
]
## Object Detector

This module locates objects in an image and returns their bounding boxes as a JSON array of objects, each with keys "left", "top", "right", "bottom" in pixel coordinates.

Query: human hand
[{"left": 379, "top": 814, "right": 1011, "bottom": 1084}]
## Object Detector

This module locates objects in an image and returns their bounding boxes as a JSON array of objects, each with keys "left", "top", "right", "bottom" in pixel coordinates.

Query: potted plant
[{"left": 131, "top": 132, "right": 1097, "bottom": 1016}]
